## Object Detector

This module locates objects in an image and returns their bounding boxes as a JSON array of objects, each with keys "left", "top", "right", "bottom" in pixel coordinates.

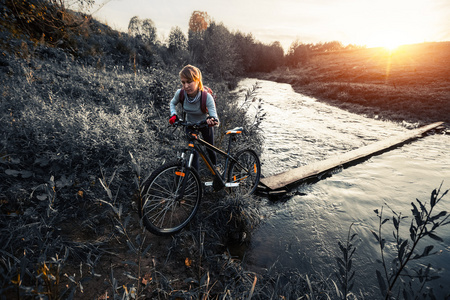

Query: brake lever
[{"left": 169, "top": 121, "right": 181, "bottom": 134}]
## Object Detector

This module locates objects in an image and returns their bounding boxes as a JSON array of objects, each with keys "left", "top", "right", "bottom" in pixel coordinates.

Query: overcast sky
[{"left": 88, "top": 0, "right": 450, "bottom": 51}]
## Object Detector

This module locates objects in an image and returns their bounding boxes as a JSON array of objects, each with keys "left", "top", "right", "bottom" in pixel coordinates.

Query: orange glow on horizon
[
  {"left": 382, "top": 42, "right": 401, "bottom": 51},
  {"left": 364, "top": 31, "right": 417, "bottom": 51}
]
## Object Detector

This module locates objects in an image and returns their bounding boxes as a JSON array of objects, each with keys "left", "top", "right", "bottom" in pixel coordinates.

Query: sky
[{"left": 86, "top": 0, "right": 450, "bottom": 51}]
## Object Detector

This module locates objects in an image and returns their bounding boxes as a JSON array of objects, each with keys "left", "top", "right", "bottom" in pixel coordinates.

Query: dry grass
[
  {"left": 0, "top": 47, "right": 270, "bottom": 299},
  {"left": 261, "top": 42, "right": 450, "bottom": 127}
]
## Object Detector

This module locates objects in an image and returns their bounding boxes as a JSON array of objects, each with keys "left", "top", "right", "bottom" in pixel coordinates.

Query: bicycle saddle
[{"left": 226, "top": 127, "right": 243, "bottom": 135}]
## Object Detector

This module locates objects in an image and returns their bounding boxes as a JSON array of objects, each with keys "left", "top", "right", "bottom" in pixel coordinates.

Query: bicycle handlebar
[{"left": 172, "top": 120, "right": 209, "bottom": 129}]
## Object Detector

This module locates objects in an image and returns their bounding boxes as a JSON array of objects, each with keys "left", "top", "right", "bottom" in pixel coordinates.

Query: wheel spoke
[
  {"left": 140, "top": 162, "right": 202, "bottom": 235},
  {"left": 228, "top": 150, "right": 261, "bottom": 195}
]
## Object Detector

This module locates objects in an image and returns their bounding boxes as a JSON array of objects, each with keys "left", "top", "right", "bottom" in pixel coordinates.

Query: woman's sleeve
[
  {"left": 206, "top": 94, "right": 219, "bottom": 121},
  {"left": 169, "top": 89, "right": 181, "bottom": 116}
]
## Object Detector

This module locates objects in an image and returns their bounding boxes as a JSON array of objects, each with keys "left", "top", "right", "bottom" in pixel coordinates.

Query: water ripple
[{"left": 236, "top": 78, "right": 450, "bottom": 298}]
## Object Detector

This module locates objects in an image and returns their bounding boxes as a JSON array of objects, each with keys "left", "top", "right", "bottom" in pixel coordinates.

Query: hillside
[
  {"left": 260, "top": 42, "right": 450, "bottom": 127},
  {"left": 0, "top": 3, "right": 269, "bottom": 298}
]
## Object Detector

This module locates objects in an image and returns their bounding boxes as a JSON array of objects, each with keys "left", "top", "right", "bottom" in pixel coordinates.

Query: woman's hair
[{"left": 179, "top": 64, "right": 204, "bottom": 91}]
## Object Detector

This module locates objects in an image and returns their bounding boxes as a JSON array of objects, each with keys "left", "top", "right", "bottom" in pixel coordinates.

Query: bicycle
[{"left": 139, "top": 119, "right": 261, "bottom": 236}]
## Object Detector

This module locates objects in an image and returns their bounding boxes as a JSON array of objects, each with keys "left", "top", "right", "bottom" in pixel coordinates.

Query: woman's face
[{"left": 180, "top": 76, "right": 200, "bottom": 97}]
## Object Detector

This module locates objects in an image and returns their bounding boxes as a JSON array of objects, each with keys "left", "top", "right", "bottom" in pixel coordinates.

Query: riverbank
[{"left": 256, "top": 42, "right": 450, "bottom": 128}]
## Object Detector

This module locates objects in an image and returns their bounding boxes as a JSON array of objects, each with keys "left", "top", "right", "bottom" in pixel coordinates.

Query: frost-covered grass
[{"left": 0, "top": 46, "right": 269, "bottom": 299}]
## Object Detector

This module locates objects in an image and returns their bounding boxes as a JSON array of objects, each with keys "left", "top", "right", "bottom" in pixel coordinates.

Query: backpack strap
[
  {"left": 178, "top": 89, "right": 186, "bottom": 120},
  {"left": 179, "top": 88, "right": 185, "bottom": 104},
  {"left": 200, "top": 90, "right": 208, "bottom": 114}
]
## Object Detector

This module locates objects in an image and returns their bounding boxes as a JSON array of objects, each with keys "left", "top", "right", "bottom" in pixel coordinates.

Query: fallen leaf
[
  {"left": 185, "top": 257, "right": 192, "bottom": 267},
  {"left": 141, "top": 273, "right": 152, "bottom": 285}
]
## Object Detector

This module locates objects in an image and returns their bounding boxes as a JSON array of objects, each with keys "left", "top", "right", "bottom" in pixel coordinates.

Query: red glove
[{"left": 169, "top": 115, "right": 178, "bottom": 125}]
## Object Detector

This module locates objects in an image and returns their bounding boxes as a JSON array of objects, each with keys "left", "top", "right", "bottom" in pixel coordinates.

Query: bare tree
[
  {"left": 128, "top": 16, "right": 142, "bottom": 37},
  {"left": 168, "top": 26, "right": 187, "bottom": 53},
  {"left": 128, "top": 16, "right": 157, "bottom": 44},
  {"left": 141, "top": 18, "right": 157, "bottom": 44}
]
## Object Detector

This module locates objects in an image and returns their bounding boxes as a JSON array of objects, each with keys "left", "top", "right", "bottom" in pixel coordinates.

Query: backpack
[{"left": 178, "top": 86, "right": 216, "bottom": 114}]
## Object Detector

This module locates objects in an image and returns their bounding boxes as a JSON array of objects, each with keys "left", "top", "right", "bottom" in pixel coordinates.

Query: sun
[
  {"left": 366, "top": 31, "right": 412, "bottom": 51},
  {"left": 381, "top": 39, "right": 402, "bottom": 51},
  {"left": 358, "top": 0, "right": 432, "bottom": 50}
]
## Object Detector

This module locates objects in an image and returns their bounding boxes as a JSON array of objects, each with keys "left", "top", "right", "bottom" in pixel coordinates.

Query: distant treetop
[{"left": 189, "top": 11, "right": 211, "bottom": 33}]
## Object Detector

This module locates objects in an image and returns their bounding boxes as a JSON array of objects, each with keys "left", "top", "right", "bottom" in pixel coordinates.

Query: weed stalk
[{"left": 373, "top": 183, "right": 449, "bottom": 299}]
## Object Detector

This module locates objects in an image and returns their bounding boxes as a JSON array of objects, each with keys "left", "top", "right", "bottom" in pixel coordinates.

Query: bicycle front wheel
[
  {"left": 228, "top": 149, "right": 261, "bottom": 195},
  {"left": 139, "top": 161, "right": 202, "bottom": 236}
]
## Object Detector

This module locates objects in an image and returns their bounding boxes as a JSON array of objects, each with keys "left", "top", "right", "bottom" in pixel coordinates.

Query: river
[{"left": 236, "top": 78, "right": 450, "bottom": 298}]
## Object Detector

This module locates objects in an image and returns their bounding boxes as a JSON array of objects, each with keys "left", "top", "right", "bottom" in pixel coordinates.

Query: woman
[{"left": 169, "top": 64, "right": 219, "bottom": 170}]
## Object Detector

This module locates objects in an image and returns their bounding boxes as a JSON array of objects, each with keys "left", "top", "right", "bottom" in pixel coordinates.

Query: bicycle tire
[
  {"left": 228, "top": 149, "right": 261, "bottom": 195},
  {"left": 139, "top": 161, "right": 202, "bottom": 236}
]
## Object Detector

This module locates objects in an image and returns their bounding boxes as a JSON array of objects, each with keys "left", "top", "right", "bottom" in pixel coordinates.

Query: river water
[{"left": 236, "top": 78, "right": 450, "bottom": 298}]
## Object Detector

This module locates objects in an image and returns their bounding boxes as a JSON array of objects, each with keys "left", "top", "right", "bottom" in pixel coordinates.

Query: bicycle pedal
[
  {"left": 225, "top": 182, "right": 239, "bottom": 187},
  {"left": 204, "top": 181, "right": 213, "bottom": 186},
  {"left": 213, "top": 176, "right": 225, "bottom": 191}
]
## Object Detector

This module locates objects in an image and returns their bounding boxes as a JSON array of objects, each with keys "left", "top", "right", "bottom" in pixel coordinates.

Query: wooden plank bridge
[{"left": 259, "top": 122, "right": 444, "bottom": 192}]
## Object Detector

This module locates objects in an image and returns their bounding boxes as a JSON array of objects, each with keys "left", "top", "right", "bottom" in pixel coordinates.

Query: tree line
[
  {"left": 1, "top": 1, "right": 364, "bottom": 83},
  {"left": 129, "top": 11, "right": 365, "bottom": 81}
]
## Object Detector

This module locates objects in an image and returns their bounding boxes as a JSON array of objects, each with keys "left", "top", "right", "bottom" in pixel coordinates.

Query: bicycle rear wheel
[
  {"left": 228, "top": 149, "right": 261, "bottom": 195},
  {"left": 139, "top": 161, "right": 202, "bottom": 236}
]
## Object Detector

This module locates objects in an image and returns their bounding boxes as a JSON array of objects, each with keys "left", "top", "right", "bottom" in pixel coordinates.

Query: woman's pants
[{"left": 188, "top": 126, "right": 217, "bottom": 170}]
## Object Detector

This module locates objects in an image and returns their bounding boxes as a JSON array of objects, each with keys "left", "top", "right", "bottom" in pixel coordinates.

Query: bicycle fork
[{"left": 175, "top": 149, "right": 195, "bottom": 201}]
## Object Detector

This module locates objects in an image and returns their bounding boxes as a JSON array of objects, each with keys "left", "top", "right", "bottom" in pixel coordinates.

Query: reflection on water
[{"left": 237, "top": 79, "right": 450, "bottom": 298}]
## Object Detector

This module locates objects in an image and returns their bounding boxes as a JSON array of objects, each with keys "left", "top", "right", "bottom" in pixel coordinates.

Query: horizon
[{"left": 87, "top": 0, "right": 450, "bottom": 52}]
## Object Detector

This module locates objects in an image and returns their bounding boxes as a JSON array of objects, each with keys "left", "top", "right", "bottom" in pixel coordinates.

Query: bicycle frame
[{"left": 178, "top": 125, "right": 247, "bottom": 192}]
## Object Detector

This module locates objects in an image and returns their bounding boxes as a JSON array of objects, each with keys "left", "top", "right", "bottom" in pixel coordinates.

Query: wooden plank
[{"left": 260, "top": 122, "right": 444, "bottom": 191}]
